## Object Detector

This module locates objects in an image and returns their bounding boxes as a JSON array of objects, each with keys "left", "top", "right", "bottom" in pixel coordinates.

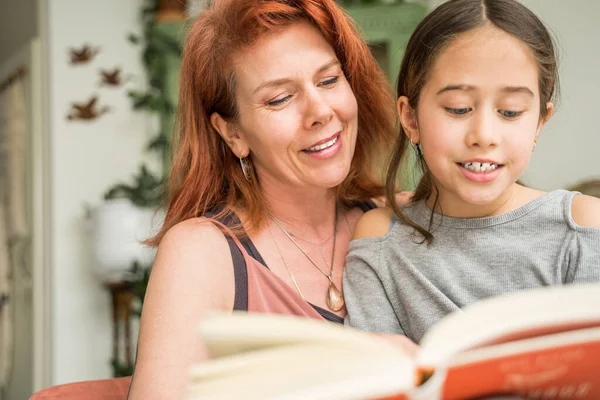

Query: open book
[{"left": 187, "top": 283, "right": 600, "bottom": 400}]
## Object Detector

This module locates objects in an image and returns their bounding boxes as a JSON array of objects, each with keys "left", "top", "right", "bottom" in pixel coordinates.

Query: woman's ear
[
  {"left": 397, "top": 96, "right": 420, "bottom": 143},
  {"left": 210, "top": 112, "right": 250, "bottom": 157}
]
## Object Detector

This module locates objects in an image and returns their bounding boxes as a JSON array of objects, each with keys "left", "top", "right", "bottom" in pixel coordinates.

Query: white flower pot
[{"left": 90, "top": 199, "right": 163, "bottom": 282}]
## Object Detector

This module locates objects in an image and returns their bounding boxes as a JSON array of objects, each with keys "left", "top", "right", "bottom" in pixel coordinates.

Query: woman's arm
[{"left": 127, "top": 219, "right": 236, "bottom": 400}]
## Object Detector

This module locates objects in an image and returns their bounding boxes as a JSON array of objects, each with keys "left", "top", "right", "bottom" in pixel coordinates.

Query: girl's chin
[{"left": 456, "top": 189, "right": 509, "bottom": 207}]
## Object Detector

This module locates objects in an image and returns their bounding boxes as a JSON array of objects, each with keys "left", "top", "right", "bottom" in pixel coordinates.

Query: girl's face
[
  {"left": 214, "top": 20, "right": 359, "bottom": 192},
  {"left": 401, "top": 25, "right": 553, "bottom": 216}
]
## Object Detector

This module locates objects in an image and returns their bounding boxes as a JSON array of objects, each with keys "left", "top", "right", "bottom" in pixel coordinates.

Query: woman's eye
[
  {"left": 266, "top": 95, "right": 292, "bottom": 107},
  {"left": 499, "top": 110, "right": 523, "bottom": 119},
  {"left": 319, "top": 76, "right": 339, "bottom": 87},
  {"left": 445, "top": 107, "right": 472, "bottom": 116}
]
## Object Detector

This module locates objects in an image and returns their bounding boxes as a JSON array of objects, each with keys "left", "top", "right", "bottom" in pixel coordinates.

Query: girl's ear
[
  {"left": 210, "top": 112, "right": 250, "bottom": 157},
  {"left": 397, "top": 96, "right": 420, "bottom": 143},
  {"left": 535, "top": 101, "right": 554, "bottom": 141}
]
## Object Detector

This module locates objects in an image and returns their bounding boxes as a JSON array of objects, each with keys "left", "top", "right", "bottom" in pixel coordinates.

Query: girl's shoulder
[
  {"left": 570, "top": 193, "right": 600, "bottom": 229},
  {"left": 518, "top": 188, "right": 600, "bottom": 230},
  {"left": 352, "top": 207, "right": 395, "bottom": 240}
]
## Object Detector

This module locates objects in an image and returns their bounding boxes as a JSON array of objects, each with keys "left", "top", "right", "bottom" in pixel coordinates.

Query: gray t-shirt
[{"left": 343, "top": 190, "right": 600, "bottom": 343}]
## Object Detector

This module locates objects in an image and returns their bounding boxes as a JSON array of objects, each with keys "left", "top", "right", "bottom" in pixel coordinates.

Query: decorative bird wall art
[
  {"left": 69, "top": 44, "right": 101, "bottom": 65},
  {"left": 99, "top": 67, "right": 132, "bottom": 87},
  {"left": 66, "top": 96, "right": 111, "bottom": 121}
]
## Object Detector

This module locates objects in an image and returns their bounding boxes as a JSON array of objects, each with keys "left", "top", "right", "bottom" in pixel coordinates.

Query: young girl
[{"left": 343, "top": 0, "right": 600, "bottom": 345}]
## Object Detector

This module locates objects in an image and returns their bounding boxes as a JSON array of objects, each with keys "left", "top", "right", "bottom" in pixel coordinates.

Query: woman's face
[{"left": 229, "top": 21, "right": 359, "bottom": 190}]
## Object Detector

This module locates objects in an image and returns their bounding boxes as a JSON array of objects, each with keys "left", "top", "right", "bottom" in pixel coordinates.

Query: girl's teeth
[
  {"left": 306, "top": 136, "right": 338, "bottom": 152},
  {"left": 461, "top": 162, "right": 499, "bottom": 173}
]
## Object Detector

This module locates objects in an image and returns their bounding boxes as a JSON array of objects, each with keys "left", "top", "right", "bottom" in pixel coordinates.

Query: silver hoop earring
[
  {"left": 410, "top": 139, "right": 422, "bottom": 157},
  {"left": 239, "top": 156, "right": 252, "bottom": 182}
]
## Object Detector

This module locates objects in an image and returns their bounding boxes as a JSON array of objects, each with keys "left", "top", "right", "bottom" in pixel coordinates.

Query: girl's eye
[
  {"left": 318, "top": 76, "right": 339, "bottom": 87},
  {"left": 499, "top": 110, "right": 523, "bottom": 119},
  {"left": 266, "top": 95, "right": 292, "bottom": 107},
  {"left": 445, "top": 107, "right": 472, "bottom": 116}
]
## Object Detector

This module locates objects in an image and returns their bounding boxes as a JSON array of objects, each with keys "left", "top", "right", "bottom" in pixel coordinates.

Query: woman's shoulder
[
  {"left": 154, "top": 217, "right": 235, "bottom": 279},
  {"left": 142, "top": 217, "right": 236, "bottom": 332},
  {"left": 161, "top": 216, "right": 231, "bottom": 249}
]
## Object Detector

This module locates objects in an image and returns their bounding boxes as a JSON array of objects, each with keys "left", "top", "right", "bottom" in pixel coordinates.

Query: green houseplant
[{"left": 100, "top": 0, "right": 183, "bottom": 377}]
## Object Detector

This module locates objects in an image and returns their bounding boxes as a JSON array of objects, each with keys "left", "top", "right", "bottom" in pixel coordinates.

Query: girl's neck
[{"left": 426, "top": 183, "right": 543, "bottom": 218}]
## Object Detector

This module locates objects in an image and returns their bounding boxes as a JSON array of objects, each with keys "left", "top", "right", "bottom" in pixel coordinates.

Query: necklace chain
[
  {"left": 288, "top": 229, "right": 335, "bottom": 248},
  {"left": 268, "top": 204, "right": 344, "bottom": 312},
  {"left": 269, "top": 205, "right": 338, "bottom": 280},
  {"left": 267, "top": 223, "right": 306, "bottom": 300}
]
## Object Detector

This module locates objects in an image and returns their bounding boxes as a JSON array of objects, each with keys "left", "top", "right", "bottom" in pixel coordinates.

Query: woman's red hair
[{"left": 147, "top": 0, "right": 396, "bottom": 246}]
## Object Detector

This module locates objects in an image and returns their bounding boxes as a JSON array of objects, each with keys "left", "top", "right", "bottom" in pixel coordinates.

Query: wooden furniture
[{"left": 105, "top": 281, "right": 135, "bottom": 375}]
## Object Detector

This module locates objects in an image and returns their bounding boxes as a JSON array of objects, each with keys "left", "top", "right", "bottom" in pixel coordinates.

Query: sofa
[{"left": 29, "top": 376, "right": 131, "bottom": 400}]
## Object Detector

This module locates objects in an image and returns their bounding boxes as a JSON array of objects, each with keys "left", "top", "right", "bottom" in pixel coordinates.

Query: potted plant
[{"left": 90, "top": 165, "right": 164, "bottom": 282}]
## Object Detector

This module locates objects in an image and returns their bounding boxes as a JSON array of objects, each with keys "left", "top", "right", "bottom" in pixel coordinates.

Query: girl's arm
[
  {"left": 567, "top": 194, "right": 600, "bottom": 283},
  {"left": 571, "top": 194, "right": 600, "bottom": 228},
  {"left": 127, "top": 219, "right": 236, "bottom": 400},
  {"left": 343, "top": 208, "right": 408, "bottom": 334}
]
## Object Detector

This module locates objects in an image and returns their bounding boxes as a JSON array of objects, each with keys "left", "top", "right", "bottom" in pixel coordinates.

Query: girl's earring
[
  {"left": 410, "top": 138, "right": 422, "bottom": 158},
  {"left": 533, "top": 139, "right": 537, "bottom": 152}
]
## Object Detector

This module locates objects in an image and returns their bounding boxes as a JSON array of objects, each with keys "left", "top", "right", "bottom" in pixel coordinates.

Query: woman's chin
[{"left": 312, "top": 167, "right": 352, "bottom": 189}]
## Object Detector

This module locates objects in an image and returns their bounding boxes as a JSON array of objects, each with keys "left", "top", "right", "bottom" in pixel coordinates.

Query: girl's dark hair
[{"left": 386, "top": 0, "right": 560, "bottom": 244}]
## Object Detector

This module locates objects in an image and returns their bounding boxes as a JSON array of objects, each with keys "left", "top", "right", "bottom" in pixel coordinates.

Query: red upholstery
[{"left": 29, "top": 376, "right": 131, "bottom": 400}]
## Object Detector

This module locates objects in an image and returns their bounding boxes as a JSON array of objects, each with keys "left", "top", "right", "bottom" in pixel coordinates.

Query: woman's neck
[{"left": 260, "top": 179, "right": 338, "bottom": 242}]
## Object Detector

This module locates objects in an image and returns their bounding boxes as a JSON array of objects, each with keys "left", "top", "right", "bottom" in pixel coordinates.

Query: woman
[
  {"left": 126, "top": 0, "right": 400, "bottom": 398},
  {"left": 27, "top": 1, "right": 402, "bottom": 399}
]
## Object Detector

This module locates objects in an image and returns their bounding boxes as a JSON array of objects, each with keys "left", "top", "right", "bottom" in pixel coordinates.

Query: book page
[
  {"left": 199, "top": 311, "right": 384, "bottom": 358},
  {"left": 418, "top": 283, "right": 600, "bottom": 367},
  {"left": 190, "top": 312, "right": 417, "bottom": 400},
  {"left": 189, "top": 338, "right": 415, "bottom": 400}
]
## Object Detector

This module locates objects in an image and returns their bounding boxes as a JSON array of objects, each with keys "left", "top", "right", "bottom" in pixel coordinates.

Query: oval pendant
[{"left": 326, "top": 282, "right": 345, "bottom": 312}]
